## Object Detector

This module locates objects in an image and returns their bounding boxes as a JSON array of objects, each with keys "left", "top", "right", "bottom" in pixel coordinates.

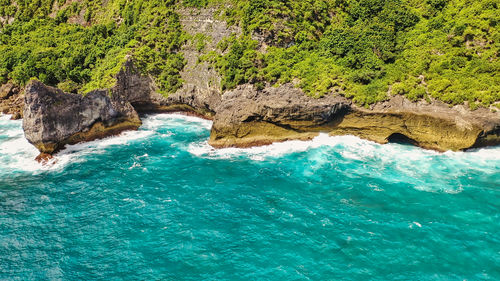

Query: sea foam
[{"left": 1, "top": 113, "right": 499, "bottom": 181}]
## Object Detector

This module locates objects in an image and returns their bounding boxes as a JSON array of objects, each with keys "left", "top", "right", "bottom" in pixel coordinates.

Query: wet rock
[
  {"left": 23, "top": 80, "right": 141, "bottom": 155},
  {"left": 10, "top": 112, "right": 21, "bottom": 120},
  {"left": 35, "top": 152, "right": 54, "bottom": 164}
]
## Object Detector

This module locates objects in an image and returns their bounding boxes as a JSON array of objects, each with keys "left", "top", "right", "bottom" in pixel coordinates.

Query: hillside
[{"left": 0, "top": 0, "right": 498, "bottom": 109}]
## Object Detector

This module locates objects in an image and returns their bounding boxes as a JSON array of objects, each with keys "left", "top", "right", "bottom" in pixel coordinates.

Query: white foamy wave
[
  {"left": 188, "top": 134, "right": 371, "bottom": 160},
  {"left": 0, "top": 133, "right": 43, "bottom": 172},
  {"left": 188, "top": 132, "right": 500, "bottom": 194},
  {"left": 0, "top": 114, "right": 12, "bottom": 121},
  {"left": 0, "top": 120, "right": 156, "bottom": 173},
  {"left": 141, "top": 113, "right": 212, "bottom": 131},
  {"left": 0, "top": 113, "right": 209, "bottom": 173},
  {"left": 46, "top": 130, "right": 155, "bottom": 170},
  {"left": 188, "top": 132, "right": 500, "bottom": 163}
]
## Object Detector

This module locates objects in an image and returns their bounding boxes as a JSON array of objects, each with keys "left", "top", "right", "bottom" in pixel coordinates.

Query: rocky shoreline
[
  {"left": 2, "top": 7, "right": 499, "bottom": 159},
  {"left": 208, "top": 84, "right": 500, "bottom": 152},
  {"left": 6, "top": 59, "right": 498, "bottom": 161}
]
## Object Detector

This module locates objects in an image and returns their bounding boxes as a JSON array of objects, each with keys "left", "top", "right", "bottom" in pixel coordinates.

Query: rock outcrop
[
  {"left": 23, "top": 58, "right": 158, "bottom": 155},
  {"left": 210, "top": 84, "right": 351, "bottom": 147},
  {"left": 209, "top": 84, "right": 500, "bottom": 151},
  {"left": 331, "top": 95, "right": 500, "bottom": 151},
  {"left": 23, "top": 80, "right": 142, "bottom": 154},
  {"left": 22, "top": 57, "right": 222, "bottom": 157},
  {"left": 0, "top": 83, "right": 24, "bottom": 120}
]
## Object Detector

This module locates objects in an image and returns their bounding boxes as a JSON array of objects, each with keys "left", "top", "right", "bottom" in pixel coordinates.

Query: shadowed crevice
[{"left": 387, "top": 133, "right": 418, "bottom": 146}]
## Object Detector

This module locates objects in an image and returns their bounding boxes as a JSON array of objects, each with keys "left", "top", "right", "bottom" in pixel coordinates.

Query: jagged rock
[
  {"left": 114, "top": 58, "right": 221, "bottom": 118},
  {"left": 0, "top": 83, "right": 17, "bottom": 100},
  {"left": 210, "top": 84, "right": 351, "bottom": 148},
  {"left": 35, "top": 152, "right": 54, "bottom": 164},
  {"left": 0, "top": 83, "right": 23, "bottom": 119},
  {"left": 209, "top": 84, "right": 500, "bottom": 151},
  {"left": 23, "top": 80, "right": 141, "bottom": 154}
]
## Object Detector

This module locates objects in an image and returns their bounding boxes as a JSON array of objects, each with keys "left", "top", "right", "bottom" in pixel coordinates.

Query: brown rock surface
[
  {"left": 209, "top": 84, "right": 500, "bottom": 151},
  {"left": 0, "top": 83, "right": 23, "bottom": 120}
]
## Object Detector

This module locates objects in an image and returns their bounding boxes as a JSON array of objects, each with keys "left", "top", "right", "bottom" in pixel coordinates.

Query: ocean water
[{"left": 0, "top": 113, "right": 499, "bottom": 280}]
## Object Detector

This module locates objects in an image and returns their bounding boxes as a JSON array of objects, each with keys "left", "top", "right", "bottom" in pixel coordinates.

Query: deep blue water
[{"left": 1, "top": 113, "right": 499, "bottom": 280}]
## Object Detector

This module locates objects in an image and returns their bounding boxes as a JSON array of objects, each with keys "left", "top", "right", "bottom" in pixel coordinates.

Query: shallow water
[{"left": 1, "top": 113, "right": 499, "bottom": 280}]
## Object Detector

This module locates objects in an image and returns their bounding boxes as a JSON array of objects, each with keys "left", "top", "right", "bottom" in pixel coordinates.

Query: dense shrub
[
  {"left": 0, "top": 0, "right": 187, "bottom": 96},
  {"left": 207, "top": 0, "right": 498, "bottom": 107},
  {"left": 0, "top": 0, "right": 498, "bottom": 106}
]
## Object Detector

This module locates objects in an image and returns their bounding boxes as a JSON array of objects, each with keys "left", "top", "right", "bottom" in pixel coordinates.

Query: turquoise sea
[{"left": 0, "top": 113, "right": 499, "bottom": 280}]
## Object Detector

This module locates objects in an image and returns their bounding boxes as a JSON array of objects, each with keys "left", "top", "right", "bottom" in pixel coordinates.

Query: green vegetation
[
  {"left": 0, "top": 0, "right": 187, "bottom": 95},
  {"left": 209, "top": 0, "right": 499, "bottom": 107},
  {"left": 0, "top": 0, "right": 498, "bottom": 106}
]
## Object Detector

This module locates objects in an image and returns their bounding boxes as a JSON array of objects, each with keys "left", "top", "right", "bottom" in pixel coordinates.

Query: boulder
[{"left": 0, "top": 83, "right": 17, "bottom": 100}]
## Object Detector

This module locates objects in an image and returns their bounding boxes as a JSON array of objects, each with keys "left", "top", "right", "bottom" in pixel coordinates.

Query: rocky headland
[{"left": 209, "top": 84, "right": 500, "bottom": 151}]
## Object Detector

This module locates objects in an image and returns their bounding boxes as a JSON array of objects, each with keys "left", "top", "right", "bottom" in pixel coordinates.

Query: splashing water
[{"left": 1, "top": 113, "right": 499, "bottom": 280}]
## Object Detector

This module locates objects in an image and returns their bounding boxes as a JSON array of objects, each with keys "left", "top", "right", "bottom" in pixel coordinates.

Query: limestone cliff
[{"left": 209, "top": 84, "right": 500, "bottom": 151}]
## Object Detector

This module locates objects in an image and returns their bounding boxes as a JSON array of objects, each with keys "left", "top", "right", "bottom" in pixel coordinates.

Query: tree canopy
[{"left": 0, "top": 0, "right": 498, "bottom": 108}]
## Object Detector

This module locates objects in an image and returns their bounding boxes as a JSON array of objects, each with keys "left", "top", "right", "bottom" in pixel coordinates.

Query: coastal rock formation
[
  {"left": 210, "top": 84, "right": 351, "bottom": 147},
  {"left": 18, "top": 6, "right": 500, "bottom": 156},
  {"left": 23, "top": 80, "right": 141, "bottom": 154},
  {"left": 332, "top": 96, "right": 500, "bottom": 151},
  {"left": 0, "top": 83, "right": 23, "bottom": 120},
  {"left": 20, "top": 58, "right": 160, "bottom": 156},
  {"left": 22, "top": 58, "right": 221, "bottom": 157},
  {"left": 21, "top": 76, "right": 500, "bottom": 156},
  {"left": 209, "top": 84, "right": 500, "bottom": 151}
]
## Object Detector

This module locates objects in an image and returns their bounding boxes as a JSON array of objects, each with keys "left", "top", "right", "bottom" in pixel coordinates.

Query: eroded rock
[
  {"left": 210, "top": 84, "right": 351, "bottom": 148},
  {"left": 0, "top": 83, "right": 24, "bottom": 119},
  {"left": 209, "top": 84, "right": 500, "bottom": 151},
  {"left": 23, "top": 80, "right": 142, "bottom": 154}
]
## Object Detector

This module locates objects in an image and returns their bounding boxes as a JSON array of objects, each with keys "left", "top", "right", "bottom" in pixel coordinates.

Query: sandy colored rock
[
  {"left": 0, "top": 83, "right": 24, "bottom": 119},
  {"left": 209, "top": 84, "right": 500, "bottom": 151}
]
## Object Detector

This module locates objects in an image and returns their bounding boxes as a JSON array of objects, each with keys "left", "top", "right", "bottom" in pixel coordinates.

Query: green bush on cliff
[
  {"left": 0, "top": 0, "right": 187, "bottom": 95},
  {"left": 0, "top": 0, "right": 498, "bottom": 106},
  {"left": 207, "top": 0, "right": 499, "bottom": 107}
]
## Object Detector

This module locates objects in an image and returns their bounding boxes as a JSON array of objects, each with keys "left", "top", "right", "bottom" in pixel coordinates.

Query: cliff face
[
  {"left": 23, "top": 80, "right": 142, "bottom": 154},
  {"left": 209, "top": 84, "right": 500, "bottom": 151},
  {"left": 18, "top": 7, "right": 500, "bottom": 157},
  {"left": 210, "top": 84, "right": 351, "bottom": 148}
]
